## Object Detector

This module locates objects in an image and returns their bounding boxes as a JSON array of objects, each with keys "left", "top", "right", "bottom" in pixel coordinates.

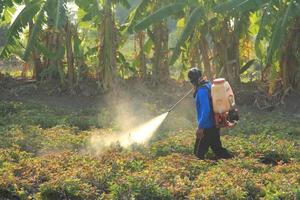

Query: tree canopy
[{"left": 0, "top": 0, "right": 299, "bottom": 92}]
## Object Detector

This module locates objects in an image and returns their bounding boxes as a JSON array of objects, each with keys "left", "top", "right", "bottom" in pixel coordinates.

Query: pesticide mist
[{"left": 89, "top": 112, "right": 168, "bottom": 153}]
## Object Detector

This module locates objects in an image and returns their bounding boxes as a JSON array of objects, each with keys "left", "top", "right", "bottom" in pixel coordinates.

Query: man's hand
[{"left": 196, "top": 128, "right": 204, "bottom": 139}]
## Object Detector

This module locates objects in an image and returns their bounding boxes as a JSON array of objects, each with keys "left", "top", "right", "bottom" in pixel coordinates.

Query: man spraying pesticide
[
  {"left": 187, "top": 67, "right": 239, "bottom": 160},
  {"left": 123, "top": 68, "right": 238, "bottom": 158}
]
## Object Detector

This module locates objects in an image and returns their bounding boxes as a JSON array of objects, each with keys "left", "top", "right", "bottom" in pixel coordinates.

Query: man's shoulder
[
  {"left": 198, "top": 82, "right": 211, "bottom": 92},
  {"left": 197, "top": 85, "right": 210, "bottom": 97}
]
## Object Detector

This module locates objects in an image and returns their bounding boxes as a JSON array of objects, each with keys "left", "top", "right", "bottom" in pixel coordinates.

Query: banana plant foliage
[
  {"left": 215, "top": 0, "right": 300, "bottom": 64},
  {"left": 0, "top": 0, "right": 67, "bottom": 61}
]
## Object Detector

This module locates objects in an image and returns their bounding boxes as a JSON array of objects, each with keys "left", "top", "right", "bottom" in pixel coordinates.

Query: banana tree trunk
[
  {"left": 45, "top": 29, "right": 65, "bottom": 84},
  {"left": 161, "top": 22, "right": 169, "bottom": 81},
  {"left": 152, "top": 22, "right": 169, "bottom": 84},
  {"left": 138, "top": 31, "right": 147, "bottom": 80},
  {"left": 199, "top": 35, "right": 212, "bottom": 80},
  {"left": 152, "top": 23, "right": 162, "bottom": 84},
  {"left": 28, "top": 21, "right": 43, "bottom": 80},
  {"left": 214, "top": 20, "right": 240, "bottom": 84},
  {"left": 231, "top": 29, "right": 241, "bottom": 84},
  {"left": 32, "top": 50, "right": 43, "bottom": 81},
  {"left": 280, "top": 17, "right": 300, "bottom": 89},
  {"left": 188, "top": 31, "right": 201, "bottom": 73},
  {"left": 65, "top": 20, "right": 74, "bottom": 88},
  {"left": 73, "top": 29, "right": 87, "bottom": 85},
  {"left": 97, "top": 0, "right": 116, "bottom": 89}
]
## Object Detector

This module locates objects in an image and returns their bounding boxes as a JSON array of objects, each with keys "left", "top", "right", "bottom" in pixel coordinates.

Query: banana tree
[
  {"left": 133, "top": 2, "right": 211, "bottom": 80},
  {"left": 131, "top": 0, "right": 185, "bottom": 84},
  {"left": 0, "top": 0, "right": 69, "bottom": 84},
  {"left": 75, "top": 0, "right": 130, "bottom": 89},
  {"left": 133, "top": 1, "right": 246, "bottom": 84},
  {"left": 123, "top": 0, "right": 150, "bottom": 80},
  {"left": 216, "top": 0, "right": 300, "bottom": 92}
]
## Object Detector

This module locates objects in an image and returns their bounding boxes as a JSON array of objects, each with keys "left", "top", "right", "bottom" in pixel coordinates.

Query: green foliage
[
  {"left": 54, "top": 0, "right": 66, "bottom": 31},
  {"left": 134, "top": 2, "right": 186, "bottom": 32},
  {"left": 0, "top": 0, "right": 42, "bottom": 58},
  {"left": 169, "top": 7, "right": 203, "bottom": 65},
  {"left": 214, "top": 0, "right": 269, "bottom": 13},
  {"left": 40, "top": 178, "right": 97, "bottom": 200},
  {"left": 254, "top": 8, "right": 271, "bottom": 59},
  {"left": 0, "top": 101, "right": 299, "bottom": 199},
  {"left": 266, "top": 1, "right": 294, "bottom": 64},
  {"left": 123, "top": 0, "right": 150, "bottom": 33},
  {"left": 115, "top": 0, "right": 131, "bottom": 10},
  {"left": 109, "top": 176, "right": 172, "bottom": 200},
  {"left": 23, "top": 2, "right": 47, "bottom": 61},
  {"left": 0, "top": 0, "right": 21, "bottom": 20}
]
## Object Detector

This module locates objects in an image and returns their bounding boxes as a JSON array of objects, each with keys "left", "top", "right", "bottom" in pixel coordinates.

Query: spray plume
[{"left": 89, "top": 112, "right": 168, "bottom": 153}]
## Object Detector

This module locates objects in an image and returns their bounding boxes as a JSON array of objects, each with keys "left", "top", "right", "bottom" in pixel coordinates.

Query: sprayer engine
[{"left": 214, "top": 108, "right": 239, "bottom": 128}]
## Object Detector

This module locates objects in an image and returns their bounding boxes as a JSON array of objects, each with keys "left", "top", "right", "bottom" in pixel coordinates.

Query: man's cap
[{"left": 188, "top": 67, "right": 202, "bottom": 85}]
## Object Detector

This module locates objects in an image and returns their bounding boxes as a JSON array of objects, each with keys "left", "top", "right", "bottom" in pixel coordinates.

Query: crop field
[{"left": 0, "top": 100, "right": 299, "bottom": 200}]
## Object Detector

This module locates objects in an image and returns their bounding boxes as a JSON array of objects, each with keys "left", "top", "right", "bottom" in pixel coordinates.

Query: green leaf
[
  {"left": 134, "top": 2, "right": 186, "bottom": 32},
  {"left": 144, "top": 38, "right": 153, "bottom": 54},
  {"left": 123, "top": 0, "right": 149, "bottom": 34},
  {"left": 23, "top": 3, "right": 46, "bottom": 61},
  {"left": 255, "top": 9, "right": 270, "bottom": 59},
  {"left": 75, "top": 0, "right": 93, "bottom": 11},
  {"left": 0, "top": 0, "right": 42, "bottom": 58},
  {"left": 0, "top": 0, "right": 13, "bottom": 18},
  {"left": 214, "top": 0, "right": 243, "bottom": 12},
  {"left": 292, "top": 1, "right": 300, "bottom": 16},
  {"left": 54, "top": 0, "right": 66, "bottom": 30},
  {"left": 295, "top": 1, "right": 300, "bottom": 11},
  {"left": 1, "top": 5, "right": 16, "bottom": 24},
  {"left": 169, "top": 7, "right": 203, "bottom": 65},
  {"left": 239, "top": 59, "right": 257, "bottom": 74},
  {"left": 74, "top": 35, "right": 84, "bottom": 59},
  {"left": 214, "top": 0, "right": 268, "bottom": 13},
  {"left": 116, "top": 0, "right": 131, "bottom": 9},
  {"left": 266, "top": 1, "right": 294, "bottom": 64},
  {"left": 46, "top": 0, "right": 66, "bottom": 28}
]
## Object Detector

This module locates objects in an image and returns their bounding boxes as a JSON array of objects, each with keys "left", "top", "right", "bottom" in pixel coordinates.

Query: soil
[{"left": 1, "top": 74, "right": 300, "bottom": 115}]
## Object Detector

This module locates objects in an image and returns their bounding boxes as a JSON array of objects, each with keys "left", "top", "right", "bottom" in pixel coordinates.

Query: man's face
[
  {"left": 189, "top": 77, "right": 199, "bottom": 87},
  {"left": 189, "top": 79, "right": 198, "bottom": 92}
]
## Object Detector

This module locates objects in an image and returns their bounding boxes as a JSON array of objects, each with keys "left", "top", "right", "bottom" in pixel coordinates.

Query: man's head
[{"left": 188, "top": 67, "right": 202, "bottom": 86}]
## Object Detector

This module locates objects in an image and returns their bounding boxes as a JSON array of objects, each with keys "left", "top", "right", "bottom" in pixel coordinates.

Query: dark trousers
[{"left": 194, "top": 127, "right": 232, "bottom": 159}]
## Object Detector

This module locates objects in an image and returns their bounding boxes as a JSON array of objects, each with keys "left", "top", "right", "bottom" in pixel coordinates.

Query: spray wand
[{"left": 168, "top": 88, "right": 193, "bottom": 113}]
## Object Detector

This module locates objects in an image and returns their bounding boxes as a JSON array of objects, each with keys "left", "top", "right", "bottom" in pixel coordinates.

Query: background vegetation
[
  {"left": 0, "top": 0, "right": 299, "bottom": 93},
  {"left": 0, "top": 0, "right": 300, "bottom": 199}
]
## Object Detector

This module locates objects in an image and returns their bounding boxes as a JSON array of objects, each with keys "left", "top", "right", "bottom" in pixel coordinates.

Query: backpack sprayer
[{"left": 167, "top": 79, "right": 239, "bottom": 128}]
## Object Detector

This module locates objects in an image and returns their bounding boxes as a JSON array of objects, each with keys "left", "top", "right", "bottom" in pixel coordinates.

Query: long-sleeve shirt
[{"left": 195, "top": 82, "right": 214, "bottom": 129}]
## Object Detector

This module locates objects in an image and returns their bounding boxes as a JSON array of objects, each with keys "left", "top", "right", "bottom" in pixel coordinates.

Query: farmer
[{"left": 188, "top": 68, "right": 233, "bottom": 160}]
